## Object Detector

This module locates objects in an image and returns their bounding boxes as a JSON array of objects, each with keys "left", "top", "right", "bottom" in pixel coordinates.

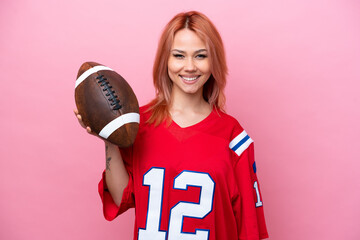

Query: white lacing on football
[
  {"left": 98, "top": 112, "right": 140, "bottom": 139},
  {"left": 75, "top": 65, "right": 113, "bottom": 88}
]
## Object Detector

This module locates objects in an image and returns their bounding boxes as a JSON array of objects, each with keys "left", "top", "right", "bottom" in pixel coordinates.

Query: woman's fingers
[
  {"left": 74, "top": 109, "right": 86, "bottom": 128},
  {"left": 78, "top": 115, "right": 86, "bottom": 128},
  {"left": 74, "top": 109, "right": 97, "bottom": 136},
  {"left": 86, "top": 126, "right": 98, "bottom": 136}
]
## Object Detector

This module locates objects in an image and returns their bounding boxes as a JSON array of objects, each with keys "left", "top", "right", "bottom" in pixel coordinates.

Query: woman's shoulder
[
  {"left": 214, "top": 110, "right": 255, "bottom": 157},
  {"left": 138, "top": 104, "right": 152, "bottom": 120},
  {"left": 214, "top": 109, "right": 253, "bottom": 142},
  {"left": 215, "top": 109, "right": 243, "bottom": 130},
  {"left": 139, "top": 104, "right": 151, "bottom": 114},
  {"left": 138, "top": 103, "right": 160, "bottom": 128}
]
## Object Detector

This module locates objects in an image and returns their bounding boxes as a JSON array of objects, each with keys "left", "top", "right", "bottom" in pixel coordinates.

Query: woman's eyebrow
[
  {"left": 171, "top": 49, "right": 208, "bottom": 53},
  {"left": 194, "top": 49, "right": 207, "bottom": 54},
  {"left": 171, "top": 49, "right": 185, "bottom": 53}
]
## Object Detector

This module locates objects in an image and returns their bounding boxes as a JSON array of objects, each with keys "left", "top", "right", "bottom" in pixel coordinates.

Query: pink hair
[{"left": 147, "top": 11, "right": 228, "bottom": 125}]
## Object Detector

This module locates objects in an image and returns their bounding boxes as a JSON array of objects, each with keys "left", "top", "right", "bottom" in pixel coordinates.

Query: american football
[{"left": 74, "top": 62, "right": 139, "bottom": 147}]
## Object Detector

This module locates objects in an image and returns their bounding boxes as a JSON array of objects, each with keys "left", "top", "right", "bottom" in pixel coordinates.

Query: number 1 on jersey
[
  {"left": 253, "top": 181, "right": 263, "bottom": 207},
  {"left": 138, "top": 168, "right": 166, "bottom": 239}
]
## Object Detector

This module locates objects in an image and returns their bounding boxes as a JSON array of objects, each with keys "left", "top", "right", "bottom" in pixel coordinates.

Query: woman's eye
[
  {"left": 196, "top": 54, "right": 207, "bottom": 59},
  {"left": 173, "top": 54, "right": 184, "bottom": 59}
]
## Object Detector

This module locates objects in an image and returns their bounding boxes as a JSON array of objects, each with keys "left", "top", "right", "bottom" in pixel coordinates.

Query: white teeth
[{"left": 181, "top": 76, "right": 199, "bottom": 81}]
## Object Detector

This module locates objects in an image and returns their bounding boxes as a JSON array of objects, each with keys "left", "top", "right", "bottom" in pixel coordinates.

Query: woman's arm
[
  {"left": 74, "top": 109, "right": 129, "bottom": 207},
  {"left": 104, "top": 141, "right": 129, "bottom": 206}
]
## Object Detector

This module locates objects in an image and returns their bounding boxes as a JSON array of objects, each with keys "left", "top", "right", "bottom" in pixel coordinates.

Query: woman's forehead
[{"left": 171, "top": 29, "right": 207, "bottom": 51}]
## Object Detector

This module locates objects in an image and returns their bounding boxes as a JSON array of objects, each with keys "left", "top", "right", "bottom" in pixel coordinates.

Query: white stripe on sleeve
[
  {"left": 229, "top": 130, "right": 253, "bottom": 156},
  {"left": 234, "top": 137, "right": 253, "bottom": 156}
]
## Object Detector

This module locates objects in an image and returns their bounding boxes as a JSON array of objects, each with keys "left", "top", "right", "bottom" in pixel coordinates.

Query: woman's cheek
[{"left": 170, "top": 62, "right": 183, "bottom": 72}]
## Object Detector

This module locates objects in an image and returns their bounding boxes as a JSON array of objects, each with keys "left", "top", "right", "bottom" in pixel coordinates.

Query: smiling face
[{"left": 167, "top": 28, "right": 211, "bottom": 98}]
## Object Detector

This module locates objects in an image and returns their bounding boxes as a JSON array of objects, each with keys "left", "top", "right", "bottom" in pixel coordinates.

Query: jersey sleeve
[
  {"left": 98, "top": 146, "right": 135, "bottom": 221},
  {"left": 230, "top": 127, "right": 269, "bottom": 239}
]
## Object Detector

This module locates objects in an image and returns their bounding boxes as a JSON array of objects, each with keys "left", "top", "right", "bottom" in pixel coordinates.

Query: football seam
[{"left": 95, "top": 74, "right": 122, "bottom": 111}]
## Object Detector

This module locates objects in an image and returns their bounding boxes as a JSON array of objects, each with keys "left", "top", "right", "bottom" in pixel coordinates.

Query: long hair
[{"left": 147, "top": 11, "right": 228, "bottom": 125}]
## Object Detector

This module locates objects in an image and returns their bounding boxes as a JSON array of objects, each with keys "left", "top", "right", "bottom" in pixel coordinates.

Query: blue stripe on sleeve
[{"left": 231, "top": 134, "right": 250, "bottom": 152}]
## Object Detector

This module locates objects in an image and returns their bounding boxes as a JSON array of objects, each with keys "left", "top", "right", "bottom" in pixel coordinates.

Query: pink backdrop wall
[{"left": 1, "top": 0, "right": 359, "bottom": 239}]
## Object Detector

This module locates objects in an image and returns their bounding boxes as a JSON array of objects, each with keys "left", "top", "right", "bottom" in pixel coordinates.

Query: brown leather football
[{"left": 75, "top": 62, "right": 139, "bottom": 147}]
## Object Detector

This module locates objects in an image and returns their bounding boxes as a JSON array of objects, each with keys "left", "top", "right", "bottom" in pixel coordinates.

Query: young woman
[{"left": 75, "top": 11, "right": 268, "bottom": 240}]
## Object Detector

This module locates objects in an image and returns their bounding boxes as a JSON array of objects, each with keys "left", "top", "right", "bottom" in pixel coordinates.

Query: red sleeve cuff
[{"left": 98, "top": 171, "right": 134, "bottom": 221}]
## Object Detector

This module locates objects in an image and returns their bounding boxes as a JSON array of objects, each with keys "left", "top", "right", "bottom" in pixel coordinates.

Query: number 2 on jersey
[{"left": 138, "top": 167, "right": 215, "bottom": 240}]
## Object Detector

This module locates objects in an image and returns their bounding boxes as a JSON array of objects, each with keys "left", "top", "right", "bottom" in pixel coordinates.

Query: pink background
[{"left": 1, "top": 0, "right": 359, "bottom": 239}]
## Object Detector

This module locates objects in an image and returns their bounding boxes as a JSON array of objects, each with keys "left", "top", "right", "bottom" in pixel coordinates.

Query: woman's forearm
[{"left": 104, "top": 141, "right": 129, "bottom": 207}]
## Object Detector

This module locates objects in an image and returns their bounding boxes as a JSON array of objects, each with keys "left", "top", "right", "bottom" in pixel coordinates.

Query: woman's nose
[{"left": 184, "top": 58, "right": 196, "bottom": 71}]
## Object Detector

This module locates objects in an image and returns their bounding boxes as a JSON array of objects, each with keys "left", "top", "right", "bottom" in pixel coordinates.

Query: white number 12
[{"left": 138, "top": 167, "right": 215, "bottom": 240}]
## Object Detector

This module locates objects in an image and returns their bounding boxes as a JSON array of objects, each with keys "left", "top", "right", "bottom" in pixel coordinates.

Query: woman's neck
[
  {"left": 169, "top": 89, "right": 212, "bottom": 128},
  {"left": 169, "top": 88, "right": 209, "bottom": 112}
]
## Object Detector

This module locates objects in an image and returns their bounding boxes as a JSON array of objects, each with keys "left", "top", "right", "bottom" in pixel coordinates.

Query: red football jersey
[{"left": 99, "top": 105, "right": 268, "bottom": 240}]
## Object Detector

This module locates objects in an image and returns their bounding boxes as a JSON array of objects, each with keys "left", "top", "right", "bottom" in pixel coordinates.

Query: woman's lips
[{"left": 180, "top": 75, "right": 201, "bottom": 83}]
